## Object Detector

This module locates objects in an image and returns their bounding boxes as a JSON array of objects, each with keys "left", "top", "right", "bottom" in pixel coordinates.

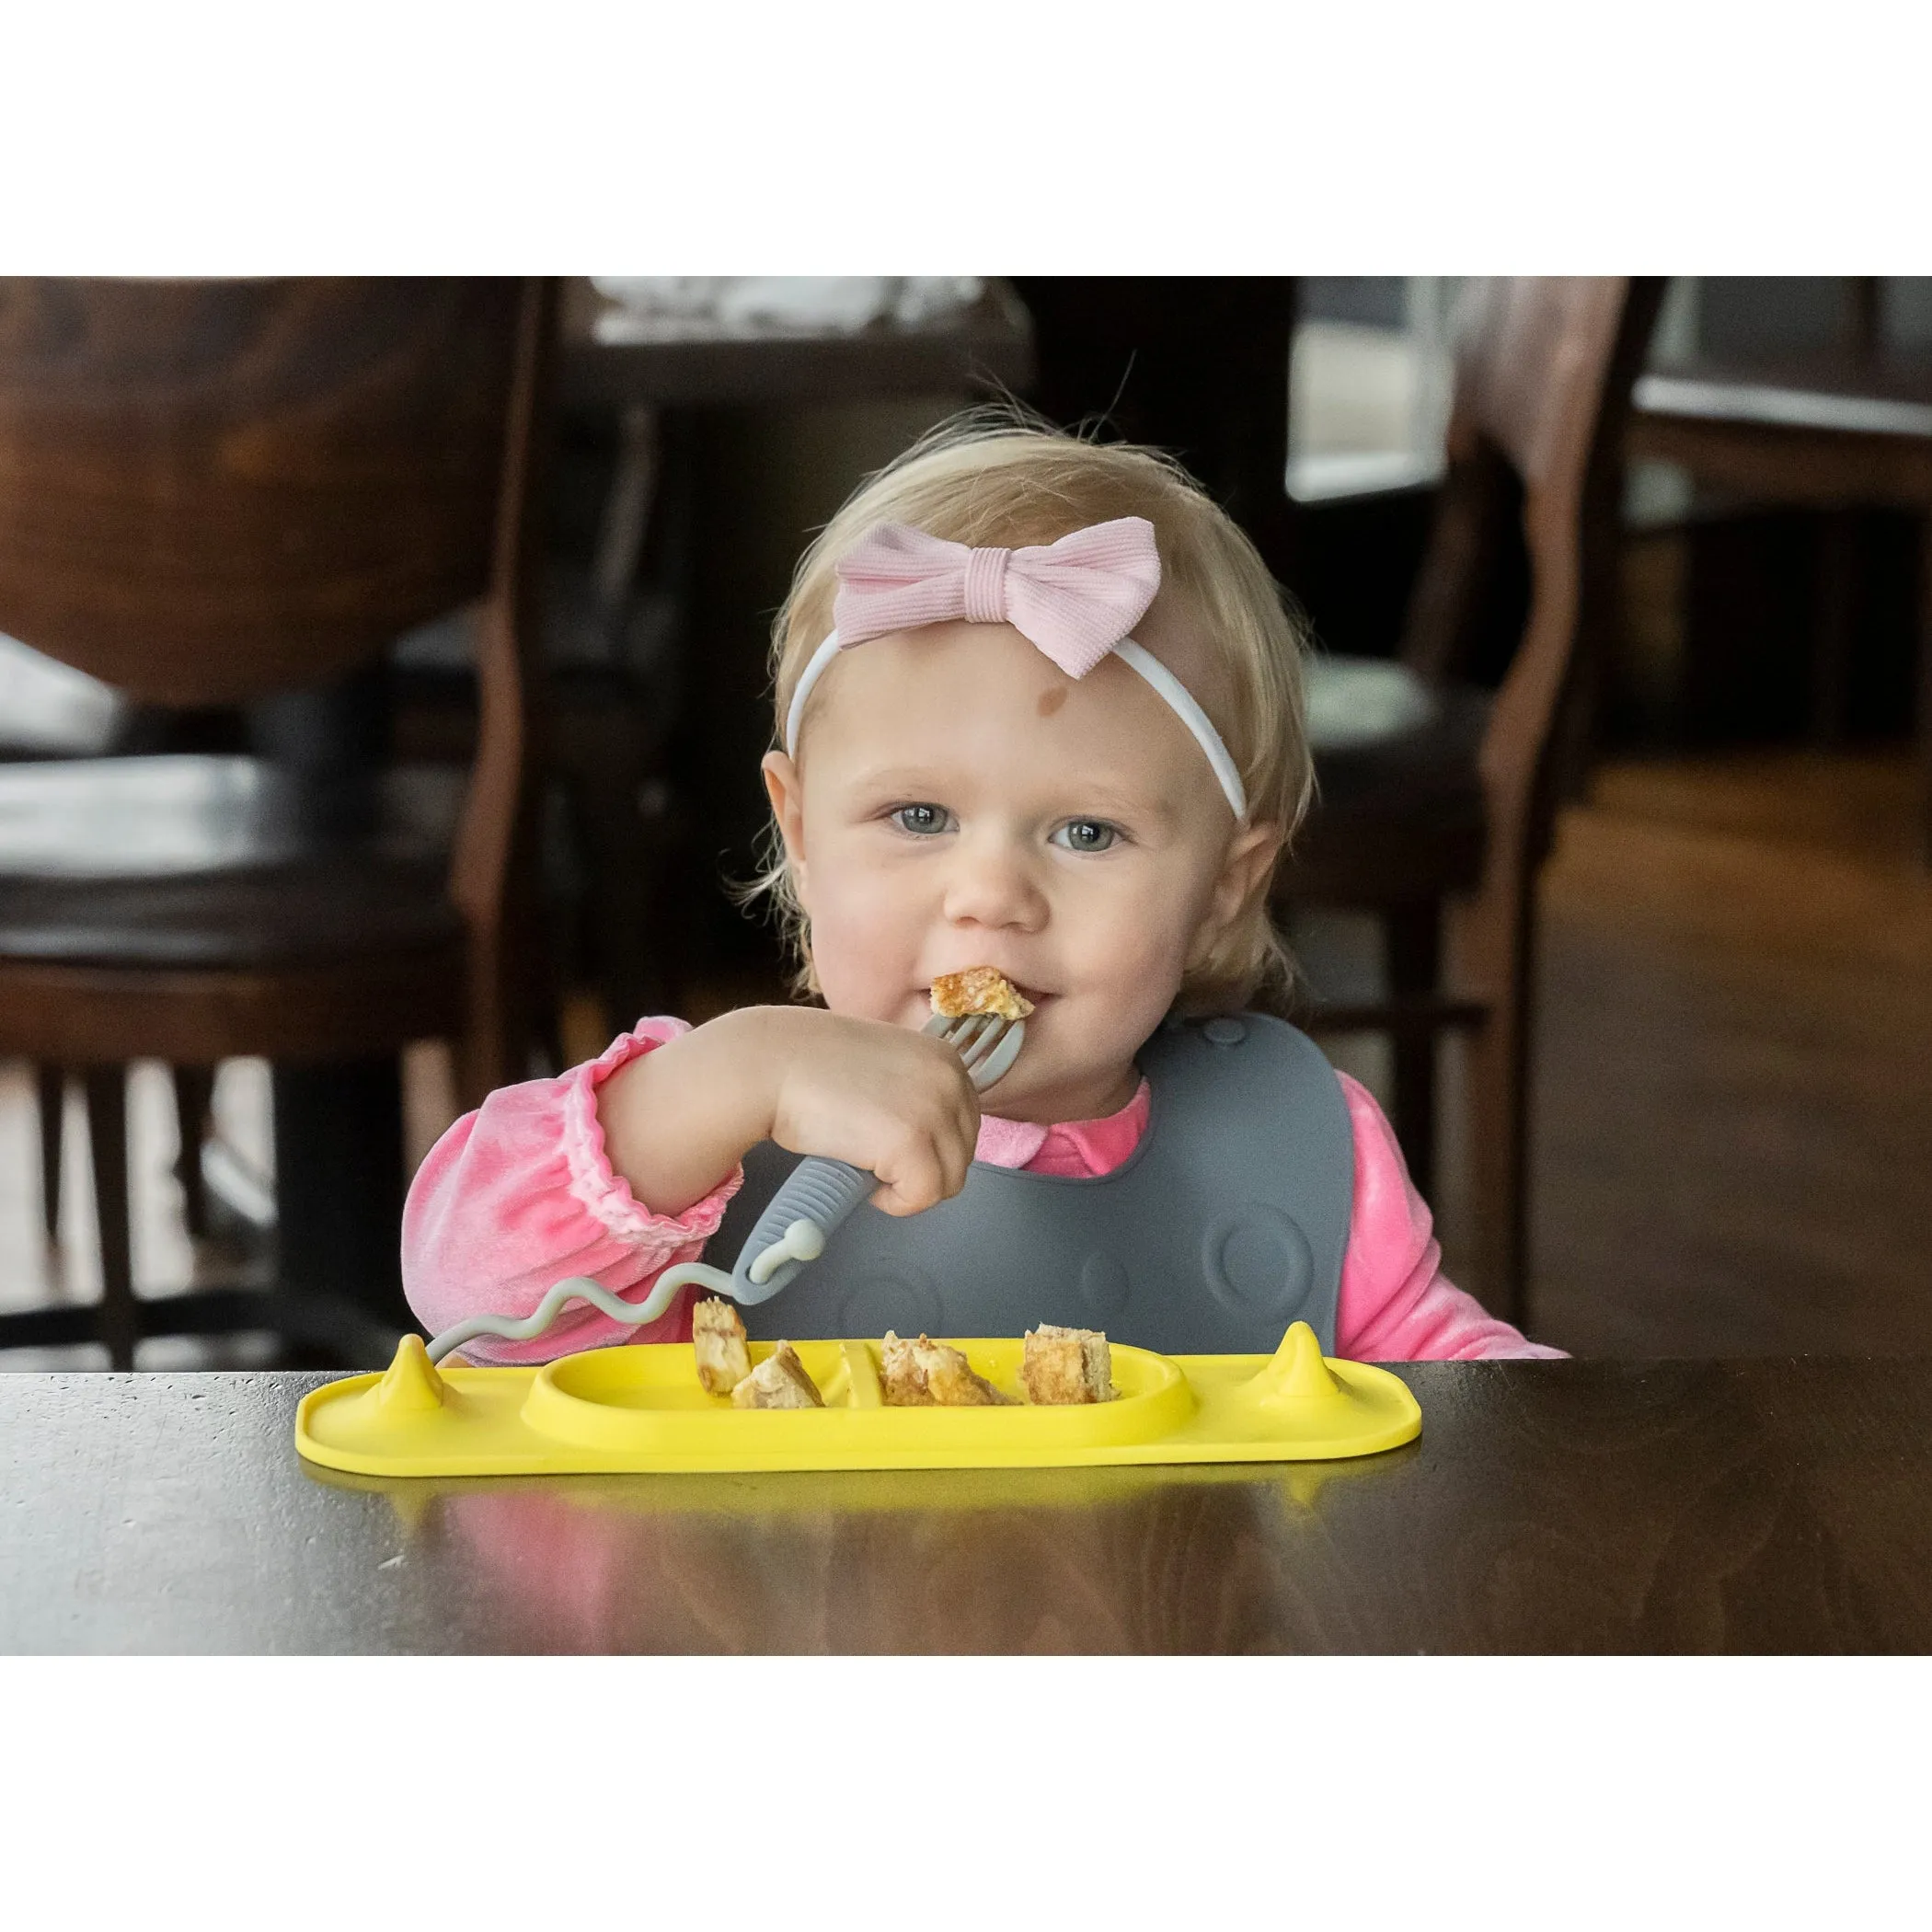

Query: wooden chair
[
  {"left": 0, "top": 277, "right": 554, "bottom": 1368},
  {"left": 1628, "top": 328, "right": 1932, "bottom": 859},
  {"left": 0, "top": 644, "right": 224, "bottom": 1259},
  {"left": 1275, "top": 277, "right": 1665, "bottom": 1328},
  {"left": 0, "top": 636, "right": 127, "bottom": 1256}
]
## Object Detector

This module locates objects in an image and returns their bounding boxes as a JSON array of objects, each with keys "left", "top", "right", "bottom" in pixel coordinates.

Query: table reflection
[{"left": 303, "top": 1453, "right": 1420, "bottom": 1653}]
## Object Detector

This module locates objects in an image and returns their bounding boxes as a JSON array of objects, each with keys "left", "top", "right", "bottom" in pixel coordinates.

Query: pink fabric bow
[{"left": 832, "top": 517, "right": 1162, "bottom": 678}]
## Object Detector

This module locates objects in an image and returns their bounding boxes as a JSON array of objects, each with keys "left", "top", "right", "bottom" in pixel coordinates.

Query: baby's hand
[
  {"left": 596, "top": 1005, "right": 980, "bottom": 1222},
  {"left": 764, "top": 1009, "right": 981, "bottom": 1216}
]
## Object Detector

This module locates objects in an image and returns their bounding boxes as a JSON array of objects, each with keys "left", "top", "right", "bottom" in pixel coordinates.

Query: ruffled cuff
[{"left": 559, "top": 1018, "right": 744, "bottom": 1246}]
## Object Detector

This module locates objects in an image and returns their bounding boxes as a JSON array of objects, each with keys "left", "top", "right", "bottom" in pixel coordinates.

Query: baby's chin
[{"left": 977, "top": 1037, "right": 1145, "bottom": 1124}]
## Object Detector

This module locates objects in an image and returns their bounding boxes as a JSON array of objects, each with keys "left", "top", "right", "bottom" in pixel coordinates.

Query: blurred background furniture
[
  {"left": 522, "top": 277, "right": 1035, "bottom": 1023},
  {"left": 0, "top": 638, "right": 130, "bottom": 1252},
  {"left": 1628, "top": 337, "right": 1932, "bottom": 858},
  {"left": 0, "top": 641, "right": 236, "bottom": 1264},
  {"left": 0, "top": 277, "right": 553, "bottom": 1368},
  {"left": 1014, "top": 278, "right": 1299, "bottom": 582},
  {"left": 562, "top": 277, "right": 1034, "bottom": 412},
  {"left": 1274, "top": 278, "right": 1667, "bottom": 1327},
  {"left": 0, "top": 633, "right": 126, "bottom": 762},
  {"left": 398, "top": 279, "right": 1036, "bottom": 1039}
]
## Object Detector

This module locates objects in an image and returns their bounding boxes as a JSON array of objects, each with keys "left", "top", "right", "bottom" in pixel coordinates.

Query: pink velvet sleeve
[
  {"left": 1333, "top": 1072, "right": 1566, "bottom": 1362},
  {"left": 400, "top": 1018, "right": 743, "bottom": 1364}
]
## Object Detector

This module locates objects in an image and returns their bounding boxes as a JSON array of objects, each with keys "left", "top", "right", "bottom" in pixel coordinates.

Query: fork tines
[
  {"left": 926, "top": 1009, "right": 1025, "bottom": 1092},
  {"left": 944, "top": 1011, "right": 1006, "bottom": 1071}
]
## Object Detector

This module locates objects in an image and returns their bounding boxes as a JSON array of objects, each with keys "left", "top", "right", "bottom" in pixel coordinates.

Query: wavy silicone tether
[{"left": 422, "top": 1217, "right": 827, "bottom": 1366}]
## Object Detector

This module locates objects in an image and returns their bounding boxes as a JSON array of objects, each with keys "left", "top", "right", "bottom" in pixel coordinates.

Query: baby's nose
[{"left": 940, "top": 833, "right": 1047, "bottom": 931}]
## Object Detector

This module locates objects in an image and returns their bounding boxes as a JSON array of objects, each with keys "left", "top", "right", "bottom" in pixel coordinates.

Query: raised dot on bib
[
  {"left": 838, "top": 1271, "right": 942, "bottom": 1340},
  {"left": 1201, "top": 1207, "right": 1313, "bottom": 1315},
  {"left": 1077, "top": 1251, "right": 1131, "bottom": 1320},
  {"left": 1203, "top": 1017, "right": 1247, "bottom": 1047}
]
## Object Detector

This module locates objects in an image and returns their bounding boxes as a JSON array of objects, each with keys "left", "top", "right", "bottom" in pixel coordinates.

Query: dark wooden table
[
  {"left": 5, "top": 1358, "right": 1926, "bottom": 1651},
  {"left": 1629, "top": 352, "right": 1932, "bottom": 857}
]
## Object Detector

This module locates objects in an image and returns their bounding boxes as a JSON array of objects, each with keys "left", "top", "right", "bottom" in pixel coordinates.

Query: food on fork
[
  {"left": 1022, "top": 1325, "right": 1116, "bottom": 1404},
  {"left": 880, "top": 1330, "right": 1012, "bottom": 1406},
  {"left": 730, "top": 1340, "right": 824, "bottom": 1409},
  {"left": 693, "top": 1296, "right": 752, "bottom": 1396},
  {"left": 929, "top": 966, "right": 1034, "bottom": 1022}
]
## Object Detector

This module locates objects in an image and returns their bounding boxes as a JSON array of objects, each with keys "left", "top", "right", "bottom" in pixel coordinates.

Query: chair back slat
[
  {"left": 1456, "top": 278, "right": 1633, "bottom": 500},
  {"left": 0, "top": 278, "right": 529, "bottom": 707},
  {"left": 1403, "top": 278, "right": 1665, "bottom": 868}
]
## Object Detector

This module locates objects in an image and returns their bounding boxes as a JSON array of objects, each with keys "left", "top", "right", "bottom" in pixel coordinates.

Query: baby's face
[{"left": 765, "top": 613, "right": 1278, "bottom": 1123}]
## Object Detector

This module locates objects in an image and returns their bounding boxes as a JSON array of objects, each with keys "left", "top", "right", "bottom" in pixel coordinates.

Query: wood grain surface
[
  {"left": 1530, "top": 753, "right": 1932, "bottom": 1359},
  {"left": 3, "top": 1362, "right": 1925, "bottom": 1652},
  {"left": 0, "top": 278, "right": 525, "bottom": 707}
]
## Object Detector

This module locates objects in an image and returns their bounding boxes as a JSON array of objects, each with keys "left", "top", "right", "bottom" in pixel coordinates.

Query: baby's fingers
[
  {"left": 867, "top": 1124, "right": 961, "bottom": 1218},
  {"left": 936, "top": 1100, "right": 978, "bottom": 1199},
  {"left": 922, "top": 1085, "right": 981, "bottom": 1203}
]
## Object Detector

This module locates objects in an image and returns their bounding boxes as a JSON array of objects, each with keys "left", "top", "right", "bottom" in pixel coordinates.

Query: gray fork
[{"left": 727, "top": 1010, "right": 1026, "bottom": 1305}]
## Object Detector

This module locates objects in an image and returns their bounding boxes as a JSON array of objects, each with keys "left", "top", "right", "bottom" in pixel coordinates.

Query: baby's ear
[
  {"left": 761, "top": 752, "right": 809, "bottom": 890},
  {"left": 1214, "top": 821, "right": 1284, "bottom": 924}
]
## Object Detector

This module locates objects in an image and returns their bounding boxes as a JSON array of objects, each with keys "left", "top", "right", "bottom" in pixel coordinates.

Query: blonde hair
[{"left": 744, "top": 408, "right": 1315, "bottom": 1016}]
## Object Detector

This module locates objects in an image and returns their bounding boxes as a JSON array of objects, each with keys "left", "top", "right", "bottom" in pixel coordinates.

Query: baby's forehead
[
  {"left": 1130, "top": 587, "right": 1236, "bottom": 739},
  {"left": 809, "top": 584, "right": 1230, "bottom": 726},
  {"left": 801, "top": 620, "right": 1216, "bottom": 801}
]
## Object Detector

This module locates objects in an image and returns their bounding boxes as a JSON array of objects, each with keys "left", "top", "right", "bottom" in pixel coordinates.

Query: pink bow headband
[{"left": 783, "top": 516, "right": 1248, "bottom": 819}]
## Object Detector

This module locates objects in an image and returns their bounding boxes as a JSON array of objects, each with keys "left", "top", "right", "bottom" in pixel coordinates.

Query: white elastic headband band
[{"left": 783, "top": 629, "right": 1248, "bottom": 821}]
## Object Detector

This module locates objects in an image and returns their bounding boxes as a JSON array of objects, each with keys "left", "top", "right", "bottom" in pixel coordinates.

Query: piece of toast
[
  {"left": 730, "top": 1340, "right": 824, "bottom": 1409},
  {"left": 920, "top": 1337, "right": 1013, "bottom": 1406},
  {"left": 929, "top": 966, "right": 1034, "bottom": 1022},
  {"left": 880, "top": 1330, "right": 928, "bottom": 1406},
  {"left": 693, "top": 1296, "right": 752, "bottom": 1396},
  {"left": 1022, "top": 1324, "right": 1115, "bottom": 1404},
  {"left": 880, "top": 1330, "right": 1011, "bottom": 1406}
]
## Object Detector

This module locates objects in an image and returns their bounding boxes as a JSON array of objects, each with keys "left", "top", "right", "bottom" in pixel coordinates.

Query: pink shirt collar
[{"left": 973, "top": 1078, "right": 1152, "bottom": 1177}]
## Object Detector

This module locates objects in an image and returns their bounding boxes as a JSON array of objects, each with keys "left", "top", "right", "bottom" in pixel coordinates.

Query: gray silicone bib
[{"left": 713, "top": 1012, "right": 1354, "bottom": 1357}]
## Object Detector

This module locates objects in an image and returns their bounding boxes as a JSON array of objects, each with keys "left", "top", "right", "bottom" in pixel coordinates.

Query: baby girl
[{"left": 403, "top": 415, "right": 1560, "bottom": 1365}]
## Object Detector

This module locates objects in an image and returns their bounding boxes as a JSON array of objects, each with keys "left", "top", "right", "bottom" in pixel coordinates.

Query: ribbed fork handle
[{"left": 729, "top": 1156, "right": 876, "bottom": 1305}]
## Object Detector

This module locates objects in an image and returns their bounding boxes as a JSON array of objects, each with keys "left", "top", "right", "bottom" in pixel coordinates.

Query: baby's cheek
[
  {"left": 1067, "top": 918, "right": 1190, "bottom": 1031},
  {"left": 810, "top": 879, "right": 919, "bottom": 1012},
  {"left": 1080, "top": 881, "right": 1196, "bottom": 982}
]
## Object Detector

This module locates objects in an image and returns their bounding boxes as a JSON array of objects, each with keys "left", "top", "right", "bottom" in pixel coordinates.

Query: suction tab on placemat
[
  {"left": 1246, "top": 1321, "right": 1350, "bottom": 1411},
  {"left": 374, "top": 1335, "right": 448, "bottom": 1418}
]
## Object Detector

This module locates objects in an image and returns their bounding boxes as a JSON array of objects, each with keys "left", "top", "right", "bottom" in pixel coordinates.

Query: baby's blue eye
[
  {"left": 890, "top": 803, "right": 954, "bottom": 836},
  {"left": 1052, "top": 819, "right": 1119, "bottom": 853}
]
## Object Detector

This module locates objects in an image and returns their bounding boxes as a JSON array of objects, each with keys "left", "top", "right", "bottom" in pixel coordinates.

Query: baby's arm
[
  {"left": 1332, "top": 1074, "right": 1567, "bottom": 1362},
  {"left": 596, "top": 1004, "right": 981, "bottom": 1218},
  {"left": 402, "top": 1006, "right": 983, "bottom": 1363},
  {"left": 401, "top": 1019, "right": 743, "bottom": 1363}
]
